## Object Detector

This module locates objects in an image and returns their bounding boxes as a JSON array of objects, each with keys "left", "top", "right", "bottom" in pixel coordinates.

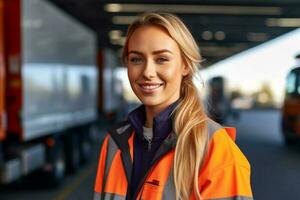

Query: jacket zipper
[
  {"left": 143, "top": 125, "right": 153, "bottom": 152},
  {"left": 144, "top": 137, "right": 152, "bottom": 152},
  {"left": 132, "top": 148, "right": 173, "bottom": 199}
]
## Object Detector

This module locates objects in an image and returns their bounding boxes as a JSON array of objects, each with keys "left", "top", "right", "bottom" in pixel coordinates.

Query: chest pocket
[
  {"left": 140, "top": 181, "right": 163, "bottom": 200},
  {"left": 139, "top": 145, "right": 175, "bottom": 200}
]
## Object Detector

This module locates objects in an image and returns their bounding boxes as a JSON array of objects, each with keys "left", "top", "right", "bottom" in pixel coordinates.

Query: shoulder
[
  {"left": 202, "top": 119, "right": 250, "bottom": 175},
  {"left": 198, "top": 119, "right": 253, "bottom": 198}
]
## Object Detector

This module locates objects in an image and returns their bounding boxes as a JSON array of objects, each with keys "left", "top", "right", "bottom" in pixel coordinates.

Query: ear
[{"left": 182, "top": 62, "right": 190, "bottom": 76}]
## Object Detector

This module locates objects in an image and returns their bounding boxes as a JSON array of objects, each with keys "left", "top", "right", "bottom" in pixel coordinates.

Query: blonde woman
[{"left": 94, "top": 12, "right": 253, "bottom": 200}]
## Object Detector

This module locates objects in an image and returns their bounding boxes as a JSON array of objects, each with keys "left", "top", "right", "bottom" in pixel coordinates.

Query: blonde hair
[{"left": 122, "top": 12, "right": 208, "bottom": 200}]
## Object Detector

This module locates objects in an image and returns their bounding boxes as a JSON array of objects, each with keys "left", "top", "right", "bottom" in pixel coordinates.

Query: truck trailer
[{"left": 0, "top": 0, "right": 98, "bottom": 185}]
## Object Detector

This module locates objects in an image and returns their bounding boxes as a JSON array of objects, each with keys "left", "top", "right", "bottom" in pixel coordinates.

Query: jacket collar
[{"left": 127, "top": 100, "right": 179, "bottom": 141}]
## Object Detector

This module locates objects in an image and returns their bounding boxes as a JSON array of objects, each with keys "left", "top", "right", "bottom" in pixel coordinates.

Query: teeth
[{"left": 141, "top": 85, "right": 161, "bottom": 90}]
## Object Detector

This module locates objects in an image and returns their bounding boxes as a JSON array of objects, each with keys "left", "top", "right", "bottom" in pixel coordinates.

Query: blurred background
[{"left": 0, "top": 0, "right": 300, "bottom": 199}]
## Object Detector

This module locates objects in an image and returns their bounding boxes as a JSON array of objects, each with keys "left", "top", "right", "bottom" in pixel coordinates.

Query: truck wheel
[
  {"left": 66, "top": 133, "right": 80, "bottom": 173},
  {"left": 89, "top": 124, "right": 99, "bottom": 142},
  {"left": 45, "top": 139, "right": 66, "bottom": 187},
  {"left": 284, "top": 135, "right": 296, "bottom": 146},
  {"left": 80, "top": 134, "right": 92, "bottom": 164}
]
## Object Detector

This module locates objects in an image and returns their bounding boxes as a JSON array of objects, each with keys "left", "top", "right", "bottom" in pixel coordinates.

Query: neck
[
  {"left": 144, "top": 99, "right": 179, "bottom": 128},
  {"left": 144, "top": 106, "right": 160, "bottom": 128}
]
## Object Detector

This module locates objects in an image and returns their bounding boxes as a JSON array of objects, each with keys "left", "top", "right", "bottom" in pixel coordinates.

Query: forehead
[{"left": 127, "top": 25, "right": 180, "bottom": 53}]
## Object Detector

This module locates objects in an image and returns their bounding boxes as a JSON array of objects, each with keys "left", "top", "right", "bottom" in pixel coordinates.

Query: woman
[{"left": 94, "top": 12, "right": 253, "bottom": 200}]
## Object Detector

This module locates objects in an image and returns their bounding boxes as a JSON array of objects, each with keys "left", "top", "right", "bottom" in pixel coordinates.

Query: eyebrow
[{"left": 128, "top": 49, "right": 173, "bottom": 55}]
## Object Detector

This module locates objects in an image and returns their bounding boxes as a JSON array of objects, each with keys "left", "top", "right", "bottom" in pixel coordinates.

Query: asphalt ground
[{"left": 227, "top": 109, "right": 300, "bottom": 200}]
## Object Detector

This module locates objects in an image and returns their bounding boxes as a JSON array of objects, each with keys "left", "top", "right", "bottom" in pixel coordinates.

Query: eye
[
  {"left": 129, "top": 57, "right": 143, "bottom": 64},
  {"left": 156, "top": 57, "right": 169, "bottom": 64}
]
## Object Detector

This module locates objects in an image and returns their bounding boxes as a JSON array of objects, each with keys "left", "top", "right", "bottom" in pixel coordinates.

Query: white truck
[{"left": 0, "top": 0, "right": 98, "bottom": 185}]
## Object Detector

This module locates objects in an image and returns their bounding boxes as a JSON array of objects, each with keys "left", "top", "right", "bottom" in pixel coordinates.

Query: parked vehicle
[
  {"left": 281, "top": 54, "right": 300, "bottom": 145},
  {"left": 0, "top": 0, "right": 98, "bottom": 185},
  {"left": 206, "top": 76, "right": 232, "bottom": 124}
]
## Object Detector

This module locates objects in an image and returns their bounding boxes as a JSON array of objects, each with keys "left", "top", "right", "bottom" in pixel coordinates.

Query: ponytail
[{"left": 173, "top": 77, "right": 208, "bottom": 200}]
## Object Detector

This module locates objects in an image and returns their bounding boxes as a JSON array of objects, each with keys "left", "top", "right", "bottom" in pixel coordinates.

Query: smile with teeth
[{"left": 139, "top": 83, "right": 163, "bottom": 92}]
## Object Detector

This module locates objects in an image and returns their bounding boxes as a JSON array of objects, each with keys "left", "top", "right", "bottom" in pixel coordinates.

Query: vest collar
[{"left": 127, "top": 100, "right": 179, "bottom": 141}]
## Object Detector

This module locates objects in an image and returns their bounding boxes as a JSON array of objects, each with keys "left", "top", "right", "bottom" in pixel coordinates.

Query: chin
[
  {"left": 140, "top": 100, "right": 159, "bottom": 106},
  {"left": 139, "top": 97, "right": 161, "bottom": 107}
]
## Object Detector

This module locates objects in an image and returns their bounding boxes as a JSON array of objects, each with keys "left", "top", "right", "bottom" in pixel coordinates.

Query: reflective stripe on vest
[
  {"left": 94, "top": 192, "right": 125, "bottom": 200},
  {"left": 102, "top": 135, "right": 119, "bottom": 193},
  {"left": 207, "top": 196, "right": 254, "bottom": 200},
  {"left": 161, "top": 166, "right": 176, "bottom": 200},
  {"left": 207, "top": 118, "right": 223, "bottom": 139}
]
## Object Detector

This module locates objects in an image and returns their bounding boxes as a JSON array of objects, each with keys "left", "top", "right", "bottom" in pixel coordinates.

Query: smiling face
[{"left": 126, "top": 25, "right": 189, "bottom": 115}]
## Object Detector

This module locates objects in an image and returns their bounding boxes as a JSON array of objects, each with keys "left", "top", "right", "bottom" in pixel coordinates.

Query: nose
[{"left": 142, "top": 60, "right": 156, "bottom": 79}]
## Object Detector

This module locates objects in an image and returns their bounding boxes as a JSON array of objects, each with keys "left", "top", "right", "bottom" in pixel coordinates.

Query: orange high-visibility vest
[{"left": 94, "top": 119, "right": 253, "bottom": 200}]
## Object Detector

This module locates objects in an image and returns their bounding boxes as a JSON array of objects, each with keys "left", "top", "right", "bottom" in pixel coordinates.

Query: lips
[{"left": 138, "top": 82, "right": 164, "bottom": 93}]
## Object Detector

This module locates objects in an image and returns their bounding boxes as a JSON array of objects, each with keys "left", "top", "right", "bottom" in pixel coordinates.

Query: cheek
[
  {"left": 127, "top": 67, "right": 136, "bottom": 81},
  {"left": 127, "top": 67, "right": 140, "bottom": 88},
  {"left": 160, "top": 65, "right": 183, "bottom": 82}
]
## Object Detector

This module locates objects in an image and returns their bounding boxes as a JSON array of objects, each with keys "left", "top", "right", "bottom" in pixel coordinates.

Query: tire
[
  {"left": 80, "top": 134, "right": 92, "bottom": 164},
  {"left": 45, "top": 139, "right": 66, "bottom": 187},
  {"left": 88, "top": 124, "right": 99, "bottom": 142},
  {"left": 65, "top": 133, "right": 81, "bottom": 173},
  {"left": 284, "top": 135, "right": 297, "bottom": 146},
  {"left": 281, "top": 120, "right": 298, "bottom": 146}
]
